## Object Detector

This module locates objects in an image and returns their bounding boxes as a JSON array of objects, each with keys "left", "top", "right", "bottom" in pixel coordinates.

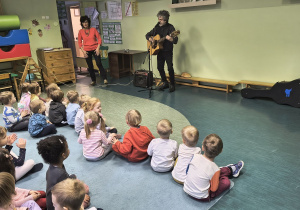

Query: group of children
[{"left": 0, "top": 82, "right": 245, "bottom": 210}]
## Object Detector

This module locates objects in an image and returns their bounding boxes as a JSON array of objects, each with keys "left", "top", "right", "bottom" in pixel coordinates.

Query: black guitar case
[{"left": 241, "top": 79, "right": 300, "bottom": 108}]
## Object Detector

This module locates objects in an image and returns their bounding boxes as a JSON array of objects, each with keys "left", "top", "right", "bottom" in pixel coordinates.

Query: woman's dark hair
[
  {"left": 37, "top": 135, "right": 67, "bottom": 165},
  {"left": 0, "top": 148, "right": 16, "bottom": 180},
  {"left": 80, "top": 15, "right": 91, "bottom": 28}
]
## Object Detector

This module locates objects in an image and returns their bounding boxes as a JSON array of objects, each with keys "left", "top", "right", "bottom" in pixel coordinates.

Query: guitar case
[{"left": 241, "top": 79, "right": 300, "bottom": 108}]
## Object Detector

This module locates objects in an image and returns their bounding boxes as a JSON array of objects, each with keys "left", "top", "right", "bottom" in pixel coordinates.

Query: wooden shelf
[{"left": 169, "top": 0, "right": 216, "bottom": 9}]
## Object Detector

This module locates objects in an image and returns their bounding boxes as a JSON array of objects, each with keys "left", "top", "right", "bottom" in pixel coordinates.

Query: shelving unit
[{"left": 169, "top": 0, "right": 216, "bottom": 9}]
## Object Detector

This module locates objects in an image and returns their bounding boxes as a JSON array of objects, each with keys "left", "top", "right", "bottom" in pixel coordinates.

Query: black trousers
[
  {"left": 157, "top": 51, "right": 175, "bottom": 85},
  {"left": 85, "top": 50, "right": 107, "bottom": 82},
  {"left": 34, "top": 124, "right": 57, "bottom": 138},
  {"left": 7, "top": 116, "right": 30, "bottom": 132}
]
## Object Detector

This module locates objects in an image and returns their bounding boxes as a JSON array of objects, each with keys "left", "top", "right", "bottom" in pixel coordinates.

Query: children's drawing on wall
[
  {"left": 32, "top": 19, "right": 39, "bottom": 27},
  {"left": 44, "top": 24, "right": 51, "bottom": 31},
  {"left": 102, "top": 22, "right": 122, "bottom": 44},
  {"left": 28, "top": 28, "right": 32, "bottom": 36},
  {"left": 38, "top": 29, "right": 43, "bottom": 37}
]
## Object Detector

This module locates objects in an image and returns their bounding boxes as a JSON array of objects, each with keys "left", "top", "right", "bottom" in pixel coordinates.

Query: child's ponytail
[{"left": 84, "top": 111, "right": 100, "bottom": 139}]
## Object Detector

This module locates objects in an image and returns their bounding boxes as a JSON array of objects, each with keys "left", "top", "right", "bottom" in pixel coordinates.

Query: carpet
[{"left": 1, "top": 87, "right": 234, "bottom": 210}]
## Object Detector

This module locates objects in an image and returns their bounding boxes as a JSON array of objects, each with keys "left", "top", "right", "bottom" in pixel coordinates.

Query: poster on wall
[
  {"left": 84, "top": 7, "right": 100, "bottom": 33},
  {"left": 106, "top": 1, "right": 122, "bottom": 20},
  {"left": 102, "top": 22, "right": 122, "bottom": 44},
  {"left": 57, "top": 1, "right": 67, "bottom": 19}
]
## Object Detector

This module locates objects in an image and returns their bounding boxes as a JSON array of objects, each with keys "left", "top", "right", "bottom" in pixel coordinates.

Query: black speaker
[{"left": 133, "top": 70, "right": 153, "bottom": 88}]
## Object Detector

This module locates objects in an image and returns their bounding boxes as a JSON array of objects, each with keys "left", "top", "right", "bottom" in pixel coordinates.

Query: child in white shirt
[
  {"left": 183, "top": 134, "right": 244, "bottom": 201},
  {"left": 147, "top": 119, "right": 178, "bottom": 172},
  {"left": 172, "top": 125, "right": 201, "bottom": 184}
]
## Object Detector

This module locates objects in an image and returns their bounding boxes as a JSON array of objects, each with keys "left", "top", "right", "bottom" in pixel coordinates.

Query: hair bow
[{"left": 86, "top": 119, "right": 93, "bottom": 124}]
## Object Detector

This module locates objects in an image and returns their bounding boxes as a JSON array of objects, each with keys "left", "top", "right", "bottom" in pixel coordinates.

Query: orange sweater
[
  {"left": 78, "top": 27, "right": 102, "bottom": 51},
  {"left": 112, "top": 126, "right": 155, "bottom": 162}
]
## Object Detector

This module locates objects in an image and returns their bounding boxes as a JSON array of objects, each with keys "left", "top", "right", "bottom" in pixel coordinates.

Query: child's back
[
  {"left": 148, "top": 138, "right": 178, "bottom": 172},
  {"left": 113, "top": 125, "right": 154, "bottom": 162},
  {"left": 18, "top": 92, "right": 31, "bottom": 113},
  {"left": 183, "top": 153, "right": 219, "bottom": 199},
  {"left": 172, "top": 143, "right": 201, "bottom": 182},
  {"left": 172, "top": 125, "right": 200, "bottom": 183}
]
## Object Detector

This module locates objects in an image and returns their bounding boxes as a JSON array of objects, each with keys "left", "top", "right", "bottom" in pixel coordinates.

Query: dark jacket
[
  {"left": 146, "top": 22, "right": 178, "bottom": 52},
  {"left": 49, "top": 101, "right": 66, "bottom": 124}
]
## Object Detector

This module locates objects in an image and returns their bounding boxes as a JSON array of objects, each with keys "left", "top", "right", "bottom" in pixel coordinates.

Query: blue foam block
[{"left": 0, "top": 29, "right": 29, "bottom": 47}]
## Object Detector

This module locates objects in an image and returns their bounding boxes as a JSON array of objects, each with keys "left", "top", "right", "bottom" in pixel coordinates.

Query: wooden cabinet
[
  {"left": 36, "top": 48, "right": 76, "bottom": 84},
  {"left": 108, "top": 50, "right": 147, "bottom": 78}
]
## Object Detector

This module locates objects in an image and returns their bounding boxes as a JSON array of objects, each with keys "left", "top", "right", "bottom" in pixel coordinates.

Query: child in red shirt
[{"left": 112, "top": 110, "right": 154, "bottom": 162}]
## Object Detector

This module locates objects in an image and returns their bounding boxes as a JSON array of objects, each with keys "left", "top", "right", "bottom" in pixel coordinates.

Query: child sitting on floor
[
  {"left": 18, "top": 82, "right": 31, "bottom": 114},
  {"left": 28, "top": 82, "right": 44, "bottom": 102},
  {"left": 0, "top": 172, "right": 42, "bottom": 210},
  {"left": 0, "top": 127, "right": 41, "bottom": 181},
  {"left": 172, "top": 125, "right": 201, "bottom": 184},
  {"left": 28, "top": 100, "right": 57, "bottom": 138},
  {"left": 52, "top": 178, "right": 102, "bottom": 210},
  {"left": 0, "top": 148, "right": 46, "bottom": 210},
  {"left": 183, "top": 134, "right": 244, "bottom": 201},
  {"left": 76, "top": 97, "right": 118, "bottom": 136},
  {"left": 45, "top": 83, "right": 60, "bottom": 117},
  {"left": 37, "top": 135, "right": 90, "bottom": 210},
  {"left": 0, "top": 91, "right": 30, "bottom": 132},
  {"left": 78, "top": 111, "right": 115, "bottom": 161},
  {"left": 147, "top": 119, "right": 178, "bottom": 172},
  {"left": 112, "top": 109, "right": 154, "bottom": 162},
  {"left": 75, "top": 94, "right": 91, "bottom": 134},
  {"left": 66, "top": 90, "right": 80, "bottom": 128},
  {"left": 49, "top": 90, "right": 68, "bottom": 127}
]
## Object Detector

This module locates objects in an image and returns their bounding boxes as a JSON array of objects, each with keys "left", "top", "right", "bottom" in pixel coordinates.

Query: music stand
[{"left": 137, "top": 50, "right": 155, "bottom": 98}]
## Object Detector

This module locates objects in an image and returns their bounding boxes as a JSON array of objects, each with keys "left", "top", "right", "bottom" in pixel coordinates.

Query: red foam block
[{"left": 0, "top": 43, "right": 31, "bottom": 59}]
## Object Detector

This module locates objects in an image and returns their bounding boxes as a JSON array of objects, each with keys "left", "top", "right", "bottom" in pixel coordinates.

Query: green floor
[{"left": 1, "top": 73, "right": 300, "bottom": 209}]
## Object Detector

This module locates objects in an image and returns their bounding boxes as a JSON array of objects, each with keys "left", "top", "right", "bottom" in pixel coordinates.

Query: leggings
[
  {"left": 34, "top": 124, "right": 57, "bottom": 138},
  {"left": 86, "top": 50, "right": 107, "bottom": 81},
  {"left": 8, "top": 116, "right": 30, "bottom": 132},
  {"left": 15, "top": 159, "right": 35, "bottom": 181}
]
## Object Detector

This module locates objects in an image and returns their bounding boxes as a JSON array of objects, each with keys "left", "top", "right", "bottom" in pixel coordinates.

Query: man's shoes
[
  {"left": 90, "top": 81, "right": 96, "bottom": 86},
  {"left": 104, "top": 79, "right": 108, "bottom": 84},
  {"left": 169, "top": 84, "right": 175, "bottom": 92},
  {"left": 158, "top": 81, "right": 169, "bottom": 90},
  {"left": 227, "top": 160, "right": 244, "bottom": 177}
]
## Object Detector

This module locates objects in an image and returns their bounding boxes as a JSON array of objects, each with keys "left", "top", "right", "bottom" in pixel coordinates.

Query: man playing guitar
[{"left": 146, "top": 10, "right": 178, "bottom": 92}]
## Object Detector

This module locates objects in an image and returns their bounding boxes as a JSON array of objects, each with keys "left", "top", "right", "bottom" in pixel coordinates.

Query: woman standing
[{"left": 78, "top": 16, "right": 108, "bottom": 86}]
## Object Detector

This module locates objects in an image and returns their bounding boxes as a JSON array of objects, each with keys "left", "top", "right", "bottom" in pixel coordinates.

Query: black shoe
[
  {"left": 90, "top": 81, "right": 96, "bottom": 86},
  {"left": 158, "top": 81, "right": 169, "bottom": 90},
  {"left": 169, "top": 84, "right": 175, "bottom": 92}
]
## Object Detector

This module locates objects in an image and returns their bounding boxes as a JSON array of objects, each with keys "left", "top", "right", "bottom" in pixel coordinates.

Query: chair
[{"left": 0, "top": 73, "right": 18, "bottom": 100}]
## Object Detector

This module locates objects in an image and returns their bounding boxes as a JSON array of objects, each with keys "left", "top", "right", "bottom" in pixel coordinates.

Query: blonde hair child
[
  {"left": 147, "top": 119, "right": 178, "bottom": 172},
  {"left": 28, "top": 82, "right": 41, "bottom": 102},
  {"left": 172, "top": 125, "right": 201, "bottom": 184},
  {"left": 18, "top": 82, "right": 31, "bottom": 113},
  {"left": 0, "top": 172, "right": 42, "bottom": 210},
  {"left": 77, "top": 111, "right": 115, "bottom": 161},
  {"left": 0, "top": 91, "right": 30, "bottom": 132},
  {"left": 74, "top": 94, "right": 91, "bottom": 134},
  {"left": 51, "top": 179, "right": 86, "bottom": 210},
  {"left": 112, "top": 109, "right": 155, "bottom": 162},
  {"left": 45, "top": 83, "right": 60, "bottom": 117},
  {"left": 66, "top": 91, "right": 80, "bottom": 127}
]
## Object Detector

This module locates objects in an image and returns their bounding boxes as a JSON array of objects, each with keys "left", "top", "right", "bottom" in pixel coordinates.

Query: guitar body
[
  {"left": 147, "top": 30, "right": 180, "bottom": 55},
  {"left": 241, "top": 79, "right": 300, "bottom": 108},
  {"left": 147, "top": 34, "right": 163, "bottom": 55}
]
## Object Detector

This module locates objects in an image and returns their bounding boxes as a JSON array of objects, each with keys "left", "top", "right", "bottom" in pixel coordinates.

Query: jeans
[{"left": 85, "top": 50, "right": 107, "bottom": 82}]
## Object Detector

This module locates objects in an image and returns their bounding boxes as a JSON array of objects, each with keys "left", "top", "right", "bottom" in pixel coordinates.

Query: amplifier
[{"left": 133, "top": 70, "right": 153, "bottom": 88}]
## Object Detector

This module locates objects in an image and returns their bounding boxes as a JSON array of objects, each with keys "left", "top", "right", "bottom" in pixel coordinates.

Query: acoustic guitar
[
  {"left": 241, "top": 79, "right": 300, "bottom": 108},
  {"left": 147, "top": 30, "right": 180, "bottom": 55}
]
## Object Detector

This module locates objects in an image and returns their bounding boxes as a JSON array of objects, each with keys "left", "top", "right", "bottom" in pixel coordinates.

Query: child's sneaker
[{"left": 227, "top": 160, "right": 244, "bottom": 177}]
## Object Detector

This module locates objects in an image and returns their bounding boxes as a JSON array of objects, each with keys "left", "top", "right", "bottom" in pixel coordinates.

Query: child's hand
[
  {"left": 7, "top": 133, "right": 17, "bottom": 145},
  {"left": 29, "top": 191, "right": 41, "bottom": 200},
  {"left": 46, "top": 120, "right": 52, "bottom": 124},
  {"left": 21, "top": 110, "right": 29, "bottom": 117},
  {"left": 111, "top": 137, "right": 119, "bottom": 144},
  {"left": 16, "top": 138, "right": 26, "bottom": 149}
]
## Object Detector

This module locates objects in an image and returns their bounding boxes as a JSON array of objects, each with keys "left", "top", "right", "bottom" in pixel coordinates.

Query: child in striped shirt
[{"left": 77, "top": 111, "right": 116, "bottom": 161}]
